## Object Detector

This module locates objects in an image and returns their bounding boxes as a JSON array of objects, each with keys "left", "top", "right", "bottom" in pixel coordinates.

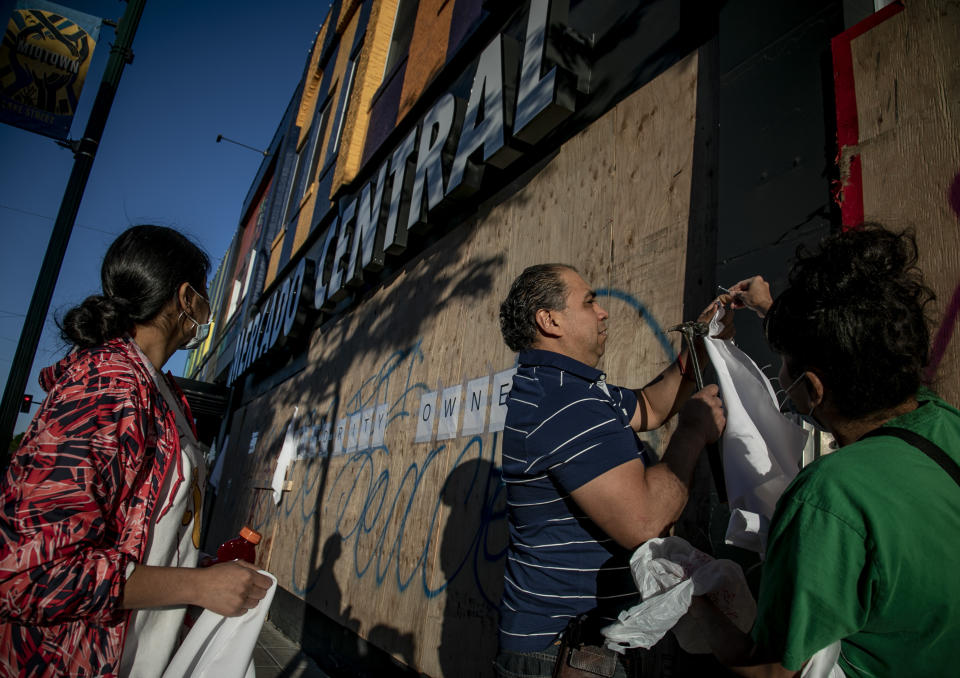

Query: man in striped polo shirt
[{"left": 493, "top": 264, "right": 726, "bottom": 677}]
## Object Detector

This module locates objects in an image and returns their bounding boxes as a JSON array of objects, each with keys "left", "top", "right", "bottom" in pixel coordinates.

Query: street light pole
[
  {"left": 216, "top": 134, "right": 270, "bottom": 156},
  {"left": 0, "top": 0, "right": 148, "bottom": 466}
]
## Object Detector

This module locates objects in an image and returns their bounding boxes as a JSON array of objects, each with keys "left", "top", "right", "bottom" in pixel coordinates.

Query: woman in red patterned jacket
[{"left": 0, "top": 226, "right": 272, "bottom": 677}]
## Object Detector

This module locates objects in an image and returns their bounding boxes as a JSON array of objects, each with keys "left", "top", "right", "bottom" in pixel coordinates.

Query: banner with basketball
[{"left": 0, "top": 0, "right": 102, "bottom": 139}]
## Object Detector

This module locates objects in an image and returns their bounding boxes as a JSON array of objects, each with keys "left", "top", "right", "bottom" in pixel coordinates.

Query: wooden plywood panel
[
  {"left": 850, "top": 0, "right": 960, "bottom": 406},
  {"left": 210, "top": 52, "right": 700, "bottom": 677}
]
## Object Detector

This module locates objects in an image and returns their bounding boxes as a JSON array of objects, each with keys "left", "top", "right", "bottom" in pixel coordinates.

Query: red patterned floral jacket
[{"left": 0, "top": 335, "right": 195, "bottom": 677}]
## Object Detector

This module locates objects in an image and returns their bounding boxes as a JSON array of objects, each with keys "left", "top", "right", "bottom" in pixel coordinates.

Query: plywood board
[
  {"left": 209, "top": 52, "right": 700, "bottom": 677},
  {"left": 850, "top": 0, "right": 960, "bottom": 406}
]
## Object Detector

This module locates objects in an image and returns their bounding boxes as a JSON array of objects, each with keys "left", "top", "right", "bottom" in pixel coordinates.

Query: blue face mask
[{"left": 179, "top": 285, "right": 212, "bottom": 350}]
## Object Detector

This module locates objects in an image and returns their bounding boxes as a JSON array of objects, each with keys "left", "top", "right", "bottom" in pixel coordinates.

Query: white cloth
[
  {"left": 803, "top": 642, "right": 845, "bottom": 678},
  {"left": 162, "top": 571, "right": 278, "bottom": 678},
  {"left": 703, "top": 310, "right": 809, "bottom": 553},
  {"left": 603, "top": 537, "right": 756, "bottom": 654},
  {"left": 121, "top": 346, "right": 207, "bottom": 678},
  {"left": 272, "top": 408, "right": 298, "bottom": 504},
  {"left": 701, "top": 311, "right": 842, "bottom": 676}
]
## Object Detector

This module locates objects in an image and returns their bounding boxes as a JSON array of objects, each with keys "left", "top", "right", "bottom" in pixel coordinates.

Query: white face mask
[
  {"left": 778, "top": 371, "right": 830, "bottom": 435},
  {"left": 179, "top": 285, "right": 212, "bottom": 350},
  {"left": 776, "top": 372, "right": 808, "bottom": 414}
]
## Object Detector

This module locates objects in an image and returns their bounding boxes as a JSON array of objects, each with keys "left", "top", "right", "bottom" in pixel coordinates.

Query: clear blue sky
[{"left": 1, "top": 0, "right": 332, "bottom": 435}]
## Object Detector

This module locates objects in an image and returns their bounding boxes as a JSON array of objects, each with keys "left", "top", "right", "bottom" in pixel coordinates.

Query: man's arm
[
  {"left": 631, "top": 300, "right": 734, "bottom": 432},
  {"left": 570, "top": 385, "right": 724, "bottom": 549},
  {"left": 630, "top": 349, "right": 700, "bottom": 431}
]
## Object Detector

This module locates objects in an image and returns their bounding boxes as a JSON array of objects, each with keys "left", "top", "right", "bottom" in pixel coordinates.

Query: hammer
[{"left": 668, "top": 321, "right": 728, "bottom": 503}]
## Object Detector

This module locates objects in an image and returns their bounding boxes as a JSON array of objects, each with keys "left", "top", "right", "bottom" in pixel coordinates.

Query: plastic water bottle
[{"left": 214, "top": 526, "right": 261, "bottom": 564}]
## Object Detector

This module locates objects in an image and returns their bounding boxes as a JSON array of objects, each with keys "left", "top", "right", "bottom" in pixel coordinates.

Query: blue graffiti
[
  {"left": 262, "top": 340, "right": 507, "bottom": 605},
  {"left": 244, "top": 287, "right": 672, "bottom": 607},
  {"left": 325, "top": 432, "right": 506, "bottom": 606},
  {"left": 595, "top": 287, "right": 677, "bottom": 361}
]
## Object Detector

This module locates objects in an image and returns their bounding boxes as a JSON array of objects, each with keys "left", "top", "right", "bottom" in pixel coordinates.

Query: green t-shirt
[{"left": 752, "top": 391, "right": 960, "bottom": 677}]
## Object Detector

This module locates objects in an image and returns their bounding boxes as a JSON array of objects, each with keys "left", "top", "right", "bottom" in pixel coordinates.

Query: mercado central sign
[{"left": 228, "top": 0, "right": 583, "bottom": 386}]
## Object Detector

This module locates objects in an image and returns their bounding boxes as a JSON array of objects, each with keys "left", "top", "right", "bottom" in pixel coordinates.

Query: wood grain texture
[
  {"left": 851, "top": 0, "right": 960, "bottom": 405},
  {"left": 208, "top": 53, "right": 700, "bottom": 677}
]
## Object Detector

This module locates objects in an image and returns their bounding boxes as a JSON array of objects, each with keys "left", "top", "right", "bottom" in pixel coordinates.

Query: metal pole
[
  {"left": 669, "top": 321, "right": 728, "bottom": 503},
  {"left": 0, "top": 0, "right": 148, "bottom": 465}
]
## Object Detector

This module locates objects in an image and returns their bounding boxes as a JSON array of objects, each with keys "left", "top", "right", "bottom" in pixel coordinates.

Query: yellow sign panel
[{"left": 0, "top": 1, "right": 102, "bottom": 139}]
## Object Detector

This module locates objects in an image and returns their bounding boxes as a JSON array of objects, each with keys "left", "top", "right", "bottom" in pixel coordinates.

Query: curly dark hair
[
  {"left": 60, "top": 225, "right": 210, "bottom": 348},
  {"left": 764, "top": 223, "right": 935, "bottom": 419},
  {"left": 499, "top": 264, "right": 574, "bottom": 352}
]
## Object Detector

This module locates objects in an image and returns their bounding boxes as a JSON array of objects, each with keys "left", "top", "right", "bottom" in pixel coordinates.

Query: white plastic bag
[
  {"left": 602, "top": 537, "right": 755, "bottom": 654},
  {"left": 162, "top": 570, "right": 277, "bottom": 678},
  {"left": 602, "top": 538, "right": 843, "bottom": 676}
]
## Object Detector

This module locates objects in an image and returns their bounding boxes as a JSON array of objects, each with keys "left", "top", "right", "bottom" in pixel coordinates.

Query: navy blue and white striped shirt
[{"left": 498, "top": 349, "right": 647, "bottom": 652}]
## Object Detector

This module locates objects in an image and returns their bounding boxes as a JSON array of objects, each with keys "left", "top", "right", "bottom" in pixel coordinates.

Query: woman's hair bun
[
  {"left": 765, "top": 223, "right": 935, "bottom": 419},
  {"left": 57, "top": 225, "right": 210, "bottom": 349},
  {"left": 60, "top": 294, "right": 133, "bottom": 349}
]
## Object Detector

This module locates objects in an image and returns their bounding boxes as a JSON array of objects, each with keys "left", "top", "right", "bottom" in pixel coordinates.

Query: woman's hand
[
  {"left": 192, "top": 560, "right": 273, "bottom": 617},
  {"left": 123, "top": 561, "right": 272, "bottom": 616},
  {"left": 727, "top": 276, "right": 773, "bottom": 317},
  {"left": 698, "top": 298, "right": 736, "bottom": 340}
]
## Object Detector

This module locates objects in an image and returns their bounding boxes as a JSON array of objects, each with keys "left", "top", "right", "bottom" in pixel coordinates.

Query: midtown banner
[{"left": 0, "top": 0, "right": 102, "bottom": 139}]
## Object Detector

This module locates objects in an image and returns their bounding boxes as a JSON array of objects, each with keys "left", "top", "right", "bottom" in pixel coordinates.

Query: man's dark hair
[
  {"left": 499, "top": 264, "right": 575, "bottom": 352},
  {"left": 764, "top": 224, "right": 934, "bottom": 419},
  {"left": 60, "top": 225, "right": 210, "bottom": 348}
]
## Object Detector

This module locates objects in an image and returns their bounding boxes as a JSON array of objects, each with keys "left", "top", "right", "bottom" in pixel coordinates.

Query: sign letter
[
  {"left": 514, "top": 0, "right": 576, "bottom": 144},
  {"left": 415, "top": 390, "right": 438, "bottom": 443},
  {"left": 437, "top": 385, "right": 463, "bottom": 440},
  {"left": 462, "top": 376, "right": 489, "bottom": 436},
  {"left": 489, "top": 368, "right": 517, "bottom": 432}
]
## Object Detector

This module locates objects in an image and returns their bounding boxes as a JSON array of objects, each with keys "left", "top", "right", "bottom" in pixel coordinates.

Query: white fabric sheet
[
  {"left": 162, "top": 570, "right": 277, "bottom": 678},
  {"left": 703, "top": 310, "right": 808, "bottom": 552}
]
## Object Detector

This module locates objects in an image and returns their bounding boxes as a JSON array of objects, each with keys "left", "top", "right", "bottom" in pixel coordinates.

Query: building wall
[
  {"left": 396, "top": 0, "right": 454, "bottom": 122},
  {"left": 842, "top": 0, "right": 960, "bottom": 405},
  {"left": 208, "top": 52, "right": 701, "bottom": 677},
  {"left": 184, "top": 239, "right": 232, "bottom": 380},
  {"left": 713, "top": 0, "right": 844, "bottom": 365},
  {"left": 230, "top": 179, "right": 271, "bottom": 320},
  {"left": 331, "top": 0, "right": 397, "bottom": 191},
  {"left": 263, "top": 2, "right": 370, "bottom": 287},
  {"left": 202, "top": 0, "right": 960, "bottom": 675}
]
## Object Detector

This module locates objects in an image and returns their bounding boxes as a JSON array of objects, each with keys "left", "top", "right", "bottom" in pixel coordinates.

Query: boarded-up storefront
[
  {"left": 211, "top": 52, "right": 704, "bottom": 677},
  {"left": 199, "top": 1, "right": 959, "bottom": 675}
]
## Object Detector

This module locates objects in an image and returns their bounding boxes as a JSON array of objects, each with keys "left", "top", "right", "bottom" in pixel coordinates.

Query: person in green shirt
[{"left": 691, "top": 224, "right": 960, "bottom": 677}]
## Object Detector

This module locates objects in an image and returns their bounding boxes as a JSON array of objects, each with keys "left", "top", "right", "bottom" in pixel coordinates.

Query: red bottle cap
[{"left": 239, "top": 526, "right": 261, "bottom": 545}]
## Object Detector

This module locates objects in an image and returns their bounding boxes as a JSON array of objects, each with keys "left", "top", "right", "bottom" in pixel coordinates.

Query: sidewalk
[{"left": 254, "top": 620, "right": 331, "bottom": 678}]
